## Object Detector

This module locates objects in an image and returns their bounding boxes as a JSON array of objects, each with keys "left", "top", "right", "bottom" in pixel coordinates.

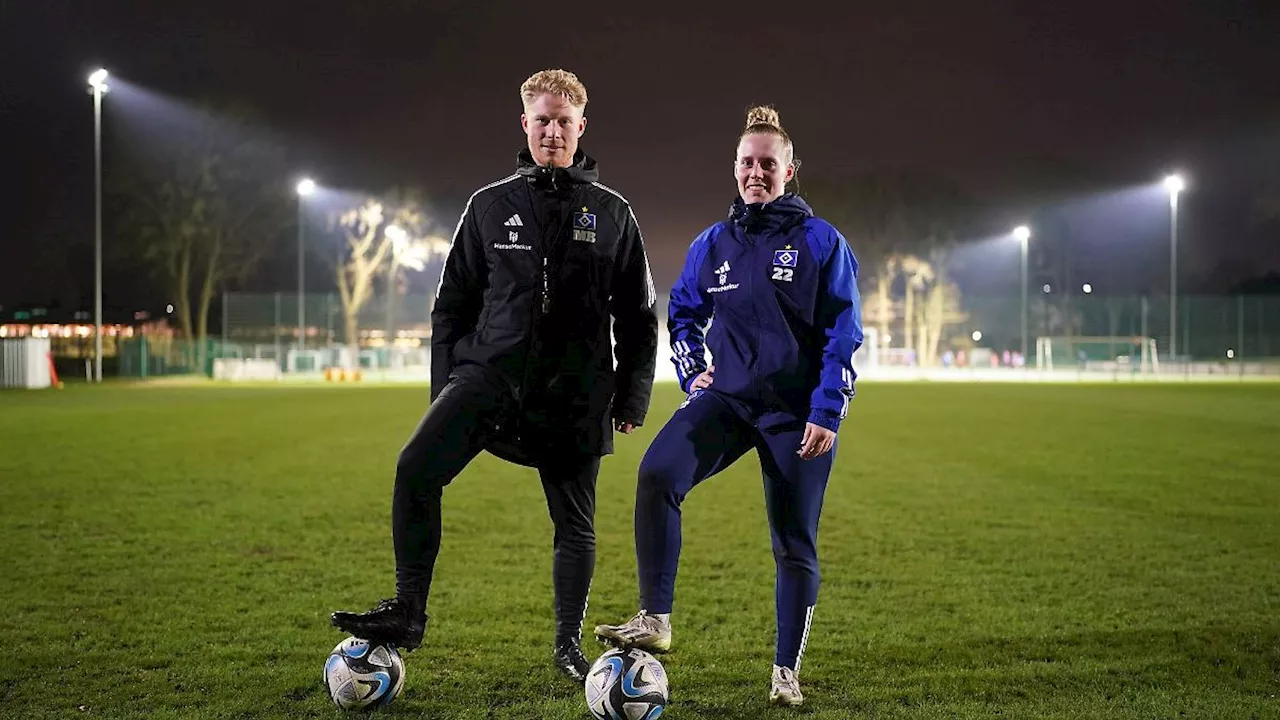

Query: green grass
[{"left": 1, "top": 382, "right": 1278, "bottom": 719}]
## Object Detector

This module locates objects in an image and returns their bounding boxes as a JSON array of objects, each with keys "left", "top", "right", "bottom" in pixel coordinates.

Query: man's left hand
[
  {"left": 797, "top": 423, "right": 836, "bottom": 459},
  {"left": 616, "top": 421, "right": 637, "bottom": 434}
]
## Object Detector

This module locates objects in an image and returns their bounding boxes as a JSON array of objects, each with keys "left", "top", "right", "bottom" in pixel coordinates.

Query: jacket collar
[
  {"left": 728, "top": 193, "right": 813, "bottom": 233},
  {"left": 517, "top": 149, "right": 599, "bottom": 195}
]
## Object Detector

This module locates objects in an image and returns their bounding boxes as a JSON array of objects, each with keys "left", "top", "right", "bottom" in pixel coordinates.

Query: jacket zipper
[
  {"left": 748, "top": 229, "right": 762, "bottom": 401},
  {"left": 542, "top": 257, "right": 551, "bottom": 314},
  {"left": 514, "top": 185, "right": 580, "bottom": 443}
]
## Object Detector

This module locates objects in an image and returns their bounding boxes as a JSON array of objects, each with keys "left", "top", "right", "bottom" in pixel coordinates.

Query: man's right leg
[
  {"left": 595, "top": 390, "right": 753, "bottom": 651},
  {"left": 331, "top": 372, "right": 506, "bottom": 649}
]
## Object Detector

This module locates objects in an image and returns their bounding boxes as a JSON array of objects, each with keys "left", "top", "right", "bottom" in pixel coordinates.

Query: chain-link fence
[
  {"left": 221, "top": 291, "right": 436, "bottom": 352},
  {"left": 194, "top": 290, "right": 1280, "bottom": 380},
  {"left": 956, "top": 294, "right": 1280, "bottom": 363},
  {"left": 215, "top": 291, "right": 683, "bottom": 381}
]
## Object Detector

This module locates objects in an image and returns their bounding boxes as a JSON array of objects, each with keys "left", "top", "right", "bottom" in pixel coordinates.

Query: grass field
[{"left": 1, "top": 381, "right": 1278, "bottom": 719}]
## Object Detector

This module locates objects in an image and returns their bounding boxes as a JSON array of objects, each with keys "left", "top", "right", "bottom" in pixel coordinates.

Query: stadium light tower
[
  {"left": 1013, "top": 225, "right": 1032, "bottom": 364},
  {"left": 295, "top": 178, "right": 316, "bottom": 350},
  {"left": 1163, "top": 173, "right": 1186, "bottom": 358},
  {"left": 88, "top": 68, "right": 109, "bottom": 382}
]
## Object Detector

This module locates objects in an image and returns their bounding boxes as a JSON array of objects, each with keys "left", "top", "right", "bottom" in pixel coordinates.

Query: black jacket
[{"left": 430, "top": 150, "right": 658, "bottom": 466}]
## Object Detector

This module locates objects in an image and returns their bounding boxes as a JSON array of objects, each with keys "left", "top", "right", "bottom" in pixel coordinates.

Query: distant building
[{"left": 0, "top": 304, "right": 170, "bottom": 362}]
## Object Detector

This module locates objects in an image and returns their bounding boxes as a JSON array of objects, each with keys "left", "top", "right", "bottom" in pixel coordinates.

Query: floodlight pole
[
  {"left": 1162, "top": 174, "right": 1186, "bottom": 360},
  {"left": 1020, "top": 237, "right": 1029, "bottom": 366},
  {"left": 91, "top": 74, "right": 107, "bottom": 382},
  {"left": 294, "top": 178, "right": 315, "bottom": 353},
  {"left": 297, "top": 198, "right": 305, "bottom": 352},
  {"left": 1169, "top": 190, "right": 1180, "bottom": 359},
  {"left": 1013, "top": 226, "right": 1031, "bottom": 369}
]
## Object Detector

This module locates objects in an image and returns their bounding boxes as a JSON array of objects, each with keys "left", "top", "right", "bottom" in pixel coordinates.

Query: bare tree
[
  {"left": 331, "top": 188, "right": 431, "bottom": 363},
  {"left": 899, "top": 254, "right": 931, "bottom": 361},
  {"left": 804, "top": 172, "right": 914, "bottom": 350},
  {"left": 915, "top": 251, "right": 970, "bottom": 367},
  {"left": 384, "top": 225, "right": 451, "bottom": 344},
  {"left": 804, "top": 170, "right": 974, "bottom": 365},
  {"left": 109, "top": 98, "right": 289, "bottom": 371}
]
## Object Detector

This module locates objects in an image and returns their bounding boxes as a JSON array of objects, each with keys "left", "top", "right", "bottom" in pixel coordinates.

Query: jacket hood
[{"left": 729, "top": 193, "right": 813, "bottom": 232}]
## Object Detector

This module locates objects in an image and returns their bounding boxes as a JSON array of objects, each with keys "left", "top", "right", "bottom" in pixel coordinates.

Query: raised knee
[
  {"left": 395, "top": 448, "right": 420, "bottom": 479},
  {"left": 396, "top": 449, "right": 448, "bottom": 490},
  {"left": 638, "top": 455, "right": 683, "bottom": 497}
]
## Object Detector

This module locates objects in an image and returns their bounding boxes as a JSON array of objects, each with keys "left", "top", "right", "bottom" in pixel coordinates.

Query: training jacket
[
  {"left": 669, "top": 193, "right": 864, "bottom": 431},
  {"left": 431, "top": 149, "right": 658, "bottom": 465}
]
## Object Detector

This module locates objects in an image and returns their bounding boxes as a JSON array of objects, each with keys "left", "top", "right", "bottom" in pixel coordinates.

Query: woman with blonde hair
[{"left": 596, "top": 105, "right": 863, "bottom": 707}]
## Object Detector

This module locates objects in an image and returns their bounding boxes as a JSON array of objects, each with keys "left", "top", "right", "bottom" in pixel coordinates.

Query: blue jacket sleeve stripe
[
  {"left": 840, "top": 366, "right": 854, "bottom": 419},
  {"left": 807, "top": 228, "right": 864, "bottom": 431},
  {"left": 672, "top": 340, "right": 697, "bottom": 376},
  {"left": 669, "top": 230, "right": 715, "bottom": 393}
]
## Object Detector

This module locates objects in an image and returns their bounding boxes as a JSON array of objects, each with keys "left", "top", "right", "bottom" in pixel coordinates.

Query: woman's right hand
[{"left": 689, "top": 364, "right": 715, "bottom": 392}]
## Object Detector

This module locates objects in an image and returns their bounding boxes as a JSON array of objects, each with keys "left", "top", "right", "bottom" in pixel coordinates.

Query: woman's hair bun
[{"left": 745, "top": 105, "right": 781, "bottom": 130}]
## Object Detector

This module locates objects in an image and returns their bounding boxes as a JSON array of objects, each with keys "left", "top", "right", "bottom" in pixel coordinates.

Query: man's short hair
[{"left": 520, "top": 69, "right": 588, "bottom": 109}]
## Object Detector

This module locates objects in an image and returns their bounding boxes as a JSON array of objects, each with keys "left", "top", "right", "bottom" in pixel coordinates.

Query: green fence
[
  {"left": 956, "top": 294, "right": 1280, "bottom": 363},
  {"left": 116, "top": 337, "right": 239, "bottom": 378},
  {"left": 113, "top": 291, "right": 1280, "bottom": 378},
  {"left": 222, "top": 291, "right": 436, "bottom": 351}
]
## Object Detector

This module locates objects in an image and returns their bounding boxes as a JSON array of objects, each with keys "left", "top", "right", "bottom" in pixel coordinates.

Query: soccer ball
[
  {"left": 323, "top": 636, "right": 405, "bottom": 711},
  {"left": 584, "top": 647, "right": 669, "bottom": 720}
]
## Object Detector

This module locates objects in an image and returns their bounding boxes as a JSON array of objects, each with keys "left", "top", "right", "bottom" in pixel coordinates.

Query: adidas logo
[
  {"left": 708, "top": 258, "right": 740, "bottom": 293},
  {"left": 503, "top": 214, "right": 524, "bottom": 227}
]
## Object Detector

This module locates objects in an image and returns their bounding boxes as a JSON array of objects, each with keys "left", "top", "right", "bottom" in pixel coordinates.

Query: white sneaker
[
  {"left": 593, "top": 610, "right": 672, "bottom": 653},
  {"left": 769, "top": 664, "right": 804, "bottom": 706}
]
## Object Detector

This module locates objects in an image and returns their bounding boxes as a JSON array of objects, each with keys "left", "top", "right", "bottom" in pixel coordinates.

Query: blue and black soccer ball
[
  {"left": 585, "top": 647, "right": 669, "bottom": 720},
  {"left": 324, "top": 636, "right": 405, "bottom": 711}
]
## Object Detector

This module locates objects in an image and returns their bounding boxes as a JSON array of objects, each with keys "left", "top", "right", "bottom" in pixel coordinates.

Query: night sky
[{"left": 3, "top": 0, "right": 1279, "bottom": 313}]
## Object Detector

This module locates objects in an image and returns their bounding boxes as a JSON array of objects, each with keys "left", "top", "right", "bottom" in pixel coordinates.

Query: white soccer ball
[
  {"left": 323, "top": 636, "right": 406, "bottom": 711},
  {"left": 584, "top": 647, "right": 669, "bottom": 720}
]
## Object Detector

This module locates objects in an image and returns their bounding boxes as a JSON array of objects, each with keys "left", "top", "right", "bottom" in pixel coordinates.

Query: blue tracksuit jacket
[{"left": 668, "top": 193, "right": 864, "bottom": 431}]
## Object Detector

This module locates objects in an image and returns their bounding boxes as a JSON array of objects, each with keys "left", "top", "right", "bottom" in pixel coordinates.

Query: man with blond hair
[{"left": 331, "top": 69, "right": 658, "bottom": 683}]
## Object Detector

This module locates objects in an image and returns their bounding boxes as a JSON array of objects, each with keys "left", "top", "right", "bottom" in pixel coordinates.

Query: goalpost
[
  {"left": 855, "top": 326, "right": 880, "bottom": 374},
  {"left": 1035, "top": 336, "right": 1160, "bottom": 373}
]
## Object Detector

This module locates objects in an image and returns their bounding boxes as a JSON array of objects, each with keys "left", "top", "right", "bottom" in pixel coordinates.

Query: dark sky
[{"left": 3, "top": 0, "right": 1279, "bottom": 312}]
